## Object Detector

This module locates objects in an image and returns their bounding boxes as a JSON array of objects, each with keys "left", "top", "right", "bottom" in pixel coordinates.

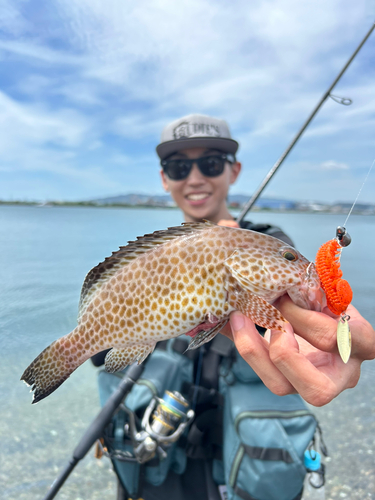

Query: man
[
  {"left": 157, "top": 113, "right": 374, "bottom": 407},
  {"left": 97, "top": 114, "right": 375, "bottom": 500}
]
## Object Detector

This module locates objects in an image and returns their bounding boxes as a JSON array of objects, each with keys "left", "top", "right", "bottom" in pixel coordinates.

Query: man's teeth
[{"left": 187, "top": 193, "right": 209, "bottom": 200}]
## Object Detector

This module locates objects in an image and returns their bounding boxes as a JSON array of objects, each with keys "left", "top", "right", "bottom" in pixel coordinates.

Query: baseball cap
[{"left": 156, "top": 113, "right": 239, "bottom": 160}]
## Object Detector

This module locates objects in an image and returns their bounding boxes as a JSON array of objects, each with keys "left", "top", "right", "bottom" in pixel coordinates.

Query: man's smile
[
  {"left": 185, "top": 192, "right": 211, "bottom": 201},
  {"left": 185, "top": 192, "right": 211, "bottom": 205}
]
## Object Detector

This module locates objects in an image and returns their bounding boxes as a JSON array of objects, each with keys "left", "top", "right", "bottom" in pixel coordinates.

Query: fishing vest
[{"left": 98, "top": 335, "right": 321, "bottom": 500}]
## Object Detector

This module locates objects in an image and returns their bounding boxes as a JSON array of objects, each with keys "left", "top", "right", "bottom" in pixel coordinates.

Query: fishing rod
[
  {"left": 236, "top": 22, "right": 375, "bottom": 224},
  {"left": 42, "top": 362, "right": 144, "bottom": 500}
]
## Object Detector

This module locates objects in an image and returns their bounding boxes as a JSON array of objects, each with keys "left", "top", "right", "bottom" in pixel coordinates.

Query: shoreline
[{"left": 0, "top": 201, "right": 374, "bottom": 216}]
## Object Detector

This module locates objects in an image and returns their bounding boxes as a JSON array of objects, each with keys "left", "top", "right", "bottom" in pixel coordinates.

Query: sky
[{"left": 0, "top": 0, "right": 374, "bottom": 204}]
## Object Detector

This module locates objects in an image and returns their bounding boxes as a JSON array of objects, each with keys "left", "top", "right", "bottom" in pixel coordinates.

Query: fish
[{"left": 21, "top": 221, "right": 324, "bottom": 403}]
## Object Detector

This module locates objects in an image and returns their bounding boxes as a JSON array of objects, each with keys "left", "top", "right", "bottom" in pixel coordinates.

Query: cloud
[
  {"left": 111, "top": 114, "right": 168, "bottom": 140},
  {"left": 0, "top": 0, "right": 29, "bottom": 35},
  {"left": 0, "top": 39, "right": 83, "bottom": 66},
  {"left": 321, "top": 160, "right": 350, "bottom": 170},
  {"left": 0, "top": 90, "right": 93, "bottom": 153},
  {"left": 0, "top": 0, "right": 374, "bottom": 201}
]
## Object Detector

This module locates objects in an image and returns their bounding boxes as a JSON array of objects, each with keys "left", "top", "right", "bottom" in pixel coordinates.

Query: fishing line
[{"left": 343, "top": 157, "right": 375, "bottom": 228}]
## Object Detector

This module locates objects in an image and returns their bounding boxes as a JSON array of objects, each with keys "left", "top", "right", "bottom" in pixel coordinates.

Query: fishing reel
[{"left": 122, "top": 390, "right": 195, "bottom": 464}]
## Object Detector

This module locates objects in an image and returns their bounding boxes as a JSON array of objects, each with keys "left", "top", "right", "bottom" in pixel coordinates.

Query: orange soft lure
[
  {"left": 315, "top": 226, "right": 353, "bottom": 363},
  {"left": 315, "top": 239, "right": 353, "bottom": 316}
]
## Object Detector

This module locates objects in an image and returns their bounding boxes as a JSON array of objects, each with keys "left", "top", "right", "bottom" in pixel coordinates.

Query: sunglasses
[{"left": 161, "top": 154, "right": 235, "bottom": 181}]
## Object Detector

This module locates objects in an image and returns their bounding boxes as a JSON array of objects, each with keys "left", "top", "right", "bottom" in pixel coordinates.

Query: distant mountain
[
  {"left": 92, "top": 193, "right": 173, "bottom": 206},
  {"left": 228, "top": 195, "right": 296, "bottom": 209},
  {"left": 88, "top": 193, "right": 375, "bottom": 213},
  {"left": 330, "top": 202, "right": 373, "bottom": 210}
]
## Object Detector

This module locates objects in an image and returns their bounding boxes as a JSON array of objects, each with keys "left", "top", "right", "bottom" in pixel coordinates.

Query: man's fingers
[
  {"left": 277, "top": 296, "right": 375, "bottom": 360},
  {"left": 220, "top": 322, "right": 233, "bottom": 341},
  {"left": 269, "top": 328, "right": 361, "bottom": 406},
  {"left": 230, "top": 312, "right": 296, "bottom": 396},
  {"left": 276, "top": 295, "right": 338, "bottom": 352}
]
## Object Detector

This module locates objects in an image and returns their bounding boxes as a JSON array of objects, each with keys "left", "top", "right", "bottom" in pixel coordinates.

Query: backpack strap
[
  {"left": 243, "top": 444, "right": 294, "bottom": 463},
  {"left": 200, "top": 335, "right": 234, "bottom": 389},
  {"left": 184, "top": 336, "right": 234, "bottom": 460},
  {"left": 233, "top": 485, "right": 303, "bottom": 500}
]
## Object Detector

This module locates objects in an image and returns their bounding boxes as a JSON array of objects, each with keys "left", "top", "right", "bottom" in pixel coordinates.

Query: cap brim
[{"left": 156, "top": 137, "right": 239, "bottom": 160}]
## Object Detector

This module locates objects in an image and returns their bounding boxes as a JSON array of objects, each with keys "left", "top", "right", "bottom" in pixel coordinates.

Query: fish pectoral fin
[
  {"left": 227, "top": 286, "right": 287, "bottom": 332},
  {"left": 186, "top": 319, "right": 229, "bottom": 351},
  {"left": 104, "top": 344, "right": 156, "bottom": 373}
]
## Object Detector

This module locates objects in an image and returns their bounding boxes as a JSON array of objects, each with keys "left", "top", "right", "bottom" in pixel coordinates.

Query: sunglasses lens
[
  {"left": 164, "top": 160, "right": 192, "bottom": 180},
  {"left": 198, "top": 156, "right": 226, "bottom": 177},
  {"left": 162, "top": 155, "right": 230, "bottom": 180}
]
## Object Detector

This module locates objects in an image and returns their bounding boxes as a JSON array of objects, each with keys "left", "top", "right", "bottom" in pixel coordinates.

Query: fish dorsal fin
[{"left": 78, "top": 220, "right": 215, "bottom": 319}]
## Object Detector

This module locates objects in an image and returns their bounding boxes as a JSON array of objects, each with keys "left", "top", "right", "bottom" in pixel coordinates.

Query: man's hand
[
  {"left": 222, "top": 295, "right": 375, "bottom": 407},
  {"left": 217, "top": 219, "right": 239, "bottom": 228}
]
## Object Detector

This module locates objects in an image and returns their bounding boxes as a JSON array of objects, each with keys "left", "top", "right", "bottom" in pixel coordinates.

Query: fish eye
[{"left": 282, "top": 250, "right": 298, "bottom": 262}]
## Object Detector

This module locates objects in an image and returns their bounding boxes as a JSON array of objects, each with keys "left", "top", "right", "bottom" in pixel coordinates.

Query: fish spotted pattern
[{"left": 22, "top": 221, "right": 324, "bottom": 403}]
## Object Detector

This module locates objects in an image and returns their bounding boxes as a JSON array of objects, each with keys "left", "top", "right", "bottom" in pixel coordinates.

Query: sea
[{"left": 1, "top": 205, "right": 374, "bottom": 500}]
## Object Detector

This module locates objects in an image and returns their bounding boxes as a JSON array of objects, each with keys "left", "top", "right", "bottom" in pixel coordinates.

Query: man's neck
[{"left": 184, "top": 210, "right": 234, "bottom": 224}]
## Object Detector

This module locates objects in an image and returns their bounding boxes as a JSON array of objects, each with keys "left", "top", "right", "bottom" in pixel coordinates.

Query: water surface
[{"left": 1, "top": 206, "right": 374, "bottom": 499}]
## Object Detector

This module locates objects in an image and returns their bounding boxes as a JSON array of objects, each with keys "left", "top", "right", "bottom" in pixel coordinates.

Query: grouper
[{"left": 22, "top": 221, "right": 324, "bottom": 403}]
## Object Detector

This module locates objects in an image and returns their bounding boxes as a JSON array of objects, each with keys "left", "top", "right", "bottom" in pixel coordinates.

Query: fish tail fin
[{"left": 21, "top": 326, "right": 90, "bottom": 404}]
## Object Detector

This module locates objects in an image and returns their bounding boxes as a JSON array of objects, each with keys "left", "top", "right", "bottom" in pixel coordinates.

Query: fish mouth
[{"left": 288, "top": 262, "right": 326, "bottom": 312}]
